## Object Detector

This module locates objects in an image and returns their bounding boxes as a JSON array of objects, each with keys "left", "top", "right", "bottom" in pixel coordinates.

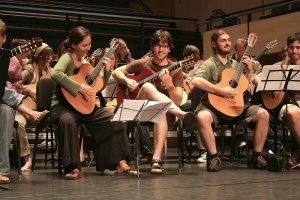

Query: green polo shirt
[{"left": 193, "top": 55, "right": 238, "bottom": 85}]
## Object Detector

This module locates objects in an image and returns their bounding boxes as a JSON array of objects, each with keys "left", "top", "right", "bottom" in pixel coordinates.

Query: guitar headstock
[
  {"left": 181, "top": 54, "right": 200, "bottom": 67},
  {"left": 109, "top": 38, "right": 120, "bottom": 51},
  {"left": 144, "top": 50, "right": 153, "bottom": 58},
  {"left": 266, "top": 39, "right": 278, "bottom": 50},
  {"left": 10, "top": 37, "right": 43, "bottom": 56},
  {"left": 21, "top": 37, "right": 42, "bottom": 52},
  {"left": 247, "top": 33, "right": 258, "bottom": 48},
  {"left": 91, "top": 48, "right": 103, "bottom": 57}
]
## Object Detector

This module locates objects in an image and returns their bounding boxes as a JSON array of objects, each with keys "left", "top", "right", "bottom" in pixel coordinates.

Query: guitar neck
[
  {"left": 253, "top": 47, "right": 268, "bottom": 61},
  {"left": 138, "top": 61, "right": 181, "bottom": 87},
  {"left": 86, "top": 48, "right": 115, "bottom": 84},
  {"left": 231, "top": 45, "right": 253, "bottom": 87},
  {"left": 10, "top": 46, "right": 23, "bottom": 56}
]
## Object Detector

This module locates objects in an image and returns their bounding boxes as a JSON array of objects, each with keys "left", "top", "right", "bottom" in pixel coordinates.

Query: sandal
[
  {"left": 150, "top": 159, "right": 164, "bottom": 174},
  {"left": 0, "top": 175, "right": 10, "bottom": 184}
]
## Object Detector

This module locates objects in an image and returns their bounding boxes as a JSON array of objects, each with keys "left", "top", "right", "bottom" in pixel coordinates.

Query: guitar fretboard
[
  {"left": 86, "top": 48, "right": 115, "bottom": 85},
  {"left": 230, "top": 45, "right": 253, "bottom": 88},
  {"left": 138, "top": 61, "right": 181, "bottom": 87}
]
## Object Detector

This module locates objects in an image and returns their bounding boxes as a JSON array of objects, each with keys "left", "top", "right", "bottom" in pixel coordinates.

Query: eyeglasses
[{"left": 153, "top": 44, "right": 169, "bottom": 50}]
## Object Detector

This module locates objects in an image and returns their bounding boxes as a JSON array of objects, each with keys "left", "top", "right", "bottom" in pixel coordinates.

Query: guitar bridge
[{"left": 223, "top": 97, "right": 236, "bottom": 105}]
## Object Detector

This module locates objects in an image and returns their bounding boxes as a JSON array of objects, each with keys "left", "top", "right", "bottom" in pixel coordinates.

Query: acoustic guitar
[
  {"left": 183, "top": 59, "right": 204, "bottom": 95},
  {"left": 261, "top": 64, "right": 289, "bottom": 111},
  {"left": 205, "top": 33, "right": 258, "bottom": 119},
  {"left": 10, "top": 37, "right": 42, "bottom": 56},
  {"left": 9, "top": 37, "right": 43, "bottom": 110},
  {"left": 60, "top": 38, "right": 120, "bottom": 114},
  {"left": 116, "top": 54, "right": 200, "bottom": 106},
  {"left": 252, "top": 39, "right": 278, "bottom": 76}
]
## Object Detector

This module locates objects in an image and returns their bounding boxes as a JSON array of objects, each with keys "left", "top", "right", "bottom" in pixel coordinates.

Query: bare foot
[
  {"left": 21, "top": 155, "right": 32, "bottom": 172},
  {"left": 30, "top": 110, "right": 49, "bottom": 125},
  {"left": 0, "top": 175, "right": 10, "bottom": 184},
  {"left": 65, "top": 168, "right": 81, "bottom": 180},
  {"left": 117, "top": 160, "right": 138, "bottom": 175}
]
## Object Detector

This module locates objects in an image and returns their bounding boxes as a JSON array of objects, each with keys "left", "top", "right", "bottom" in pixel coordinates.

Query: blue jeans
[
  {"left": 0, "top": 103, "right": 15, "bottom": 175},
  {"left": 2, "top": 87, "right": 23, "bottom": 108}
]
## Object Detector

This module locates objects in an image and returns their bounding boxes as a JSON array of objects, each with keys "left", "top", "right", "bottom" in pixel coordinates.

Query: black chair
[
  {"left": 290, "top": 1, "right": 300, "bottom": 12},
  {"left": 31, "top": 78, "right": 56, "bottom": 173},
  {"left": 271, "top": 4, "right": 290, "bottom": 15},
  {"left": 178, "top": 87, "right": 250, "bottom": 168},
  {"left": 260, "top": 4, "right": 290, "bottom": 19},
  {"left": 214, "top": 16, "right": 240, "bottom": 29}
]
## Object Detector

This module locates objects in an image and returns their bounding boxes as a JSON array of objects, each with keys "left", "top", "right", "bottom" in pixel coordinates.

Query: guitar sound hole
[
  {"left": 229, "top": 80, "right": 238, "bottom": 88},
  {"left": 85, "top": 77, "right": 94, "bottom": 86}
]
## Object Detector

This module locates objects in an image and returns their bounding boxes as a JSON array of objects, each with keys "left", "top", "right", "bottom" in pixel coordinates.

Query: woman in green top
[{"left": 50, "top": 26, "right": 135, "bottom": 180}]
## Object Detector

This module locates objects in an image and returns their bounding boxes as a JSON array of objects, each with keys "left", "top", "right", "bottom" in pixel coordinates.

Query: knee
[
  {"left": 287, "top": 107, "right": 300, "bottom": 121},
  {"left": 196, "top": 111, "right": 212, "bottom": 126},
  {"left": 257, "top": 109, "right": 269, "bottom": 121},
  {"left": 140, "top": 83, "right": 156, "bottom": 93}
]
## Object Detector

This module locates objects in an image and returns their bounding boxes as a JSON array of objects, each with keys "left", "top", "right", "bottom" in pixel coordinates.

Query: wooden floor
[{"left": 1, "top": 149, "right": 300, "bottom": 199}]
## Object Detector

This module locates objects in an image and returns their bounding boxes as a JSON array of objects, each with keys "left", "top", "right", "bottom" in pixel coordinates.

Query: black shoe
[
  {"left": 207, "top": 157, "right": 222, "bottom": 172},
  {"left": 251, "top": 155, "right": 267, "bottom": 169},
  {"left": 140, "top": 154, "right": 153, "bottom": 164}
]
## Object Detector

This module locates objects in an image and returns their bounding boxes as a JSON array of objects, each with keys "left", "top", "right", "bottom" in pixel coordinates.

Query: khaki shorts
[
  {"left": 278, "top": 103, "right": 299, "bottom": 122},
  {"left": 195, "top": 103, "right": 261, "bottom": 129}
]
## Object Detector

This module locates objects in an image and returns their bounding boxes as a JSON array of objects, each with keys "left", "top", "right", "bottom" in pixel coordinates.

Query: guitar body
[
  {"left": 116, "top": 68, "right": 158, "bottom": 105},
  {"left": 206, "top": 68, "right": 249, "bottom": 119},
  {"left": 261, "top": 91, "right": 286, "bottom": 111},
  {"left": 116, "top": 54, "right": 200, "bottom": 106},
  {"left": 61, "top": 64, "right": 104, "bottom": 114}
]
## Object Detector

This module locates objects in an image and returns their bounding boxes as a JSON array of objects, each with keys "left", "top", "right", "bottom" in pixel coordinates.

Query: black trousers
[{"left": 51, "top": 104, "right": 131, "bottom": 173}]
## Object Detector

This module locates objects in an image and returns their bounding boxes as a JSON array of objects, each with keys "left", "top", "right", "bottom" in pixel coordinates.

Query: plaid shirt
[{"left": 6, "top": 56, "right": 23, "bottom": 94}]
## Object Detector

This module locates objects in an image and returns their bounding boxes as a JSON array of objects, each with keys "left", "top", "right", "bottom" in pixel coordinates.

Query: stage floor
[{"left": 1, "top": 149, "right": 300, "bottom": 199}]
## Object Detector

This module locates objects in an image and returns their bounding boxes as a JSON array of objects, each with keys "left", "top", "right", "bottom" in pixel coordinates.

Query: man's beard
[{"left": 216, "top": 45, "right": 231, "bottom": 55}]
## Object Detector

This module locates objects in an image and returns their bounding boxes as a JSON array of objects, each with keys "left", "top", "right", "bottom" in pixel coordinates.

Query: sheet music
[
  {"left": 101, "top": 76, "right": 117, "bottom": 98},
  {"left": 112, "top": 99, "right": 172, "bottom": 123},
  {"left": 138, "top": 100, "right": 172, "bottom": 123},
  {"left": 256, "top": 65, "right": 300, "bottom": 92}
]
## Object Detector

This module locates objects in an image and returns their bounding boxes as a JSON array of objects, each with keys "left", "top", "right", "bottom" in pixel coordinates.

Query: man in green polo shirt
[{"left": 191, "top": 30, "right": 269, "bottom": 172}]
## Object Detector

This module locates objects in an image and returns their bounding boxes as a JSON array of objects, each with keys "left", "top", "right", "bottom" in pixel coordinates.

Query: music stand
[
  {"left": 112, "top": 99, "right": 172, "bottom": 177},
  {"left": 256, "top": 64, "right": 300, "bottom": 171},
  {"left": 101, "top": 76, "right": 118, "bottom": 101}
]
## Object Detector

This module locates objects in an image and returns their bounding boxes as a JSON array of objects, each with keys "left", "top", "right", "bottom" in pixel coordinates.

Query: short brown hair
[
  {"left": 150, "top": 29, "right": 174, "bottom": 49},
  {"left": 183, "top": 45, "right": 200, "bottom": 58}
]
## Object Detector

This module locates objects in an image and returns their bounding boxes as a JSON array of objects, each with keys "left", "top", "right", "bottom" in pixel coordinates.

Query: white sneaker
[{"left": 197, "top": 151, "right": 207, "bottom": 163}]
